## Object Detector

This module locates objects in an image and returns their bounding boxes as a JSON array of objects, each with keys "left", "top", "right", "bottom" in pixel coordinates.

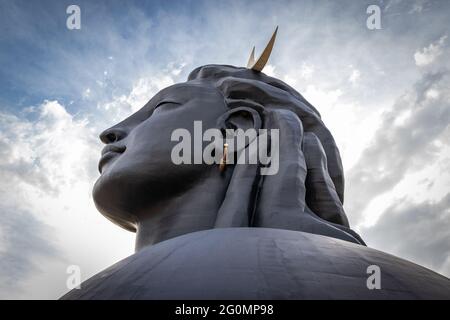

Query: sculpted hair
[{"left": 188, "top": 65, "right": 365, "bottom": 245}]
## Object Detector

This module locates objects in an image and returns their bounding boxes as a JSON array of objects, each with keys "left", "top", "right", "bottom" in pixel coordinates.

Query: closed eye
[
  {"left": 154, "top": 101, "right": 182, "bottom": 109},
  {"left": 143, "top": 101, "right": 182, "bottom": 121}
]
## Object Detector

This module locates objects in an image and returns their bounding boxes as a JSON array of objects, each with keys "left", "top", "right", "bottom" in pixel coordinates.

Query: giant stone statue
[{"left": 62, "top": 29, "right": 450, "bottom": 299}]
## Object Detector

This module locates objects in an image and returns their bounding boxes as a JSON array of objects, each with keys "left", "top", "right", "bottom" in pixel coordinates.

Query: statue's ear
[
  {"left": 216, "top": 107, "right": 263, "bottom": 154},
  {"left": 216, "top": 107, "right": 262, "bottom": 133}
]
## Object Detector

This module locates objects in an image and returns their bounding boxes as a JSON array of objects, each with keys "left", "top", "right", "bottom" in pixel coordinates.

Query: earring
[{"left": 219, "top": 143, "right": 228, "bottom": 172}]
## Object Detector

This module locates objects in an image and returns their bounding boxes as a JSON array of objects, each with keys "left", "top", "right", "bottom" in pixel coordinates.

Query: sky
[{"left": 0, "top": 0, "right": 449, "bottom": 299}]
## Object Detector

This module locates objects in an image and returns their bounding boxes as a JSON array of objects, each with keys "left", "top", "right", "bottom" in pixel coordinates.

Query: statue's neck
[{"left": 134, "top": 168, "right": 231, "bottom": 251}]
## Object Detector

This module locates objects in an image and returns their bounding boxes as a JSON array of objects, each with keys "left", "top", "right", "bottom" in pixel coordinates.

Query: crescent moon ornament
[
  {"left": 247, "top": 26, "right": 278, "bottom": 72},
  {"left": 246, "top": 46, "right": 256, "bottom": 69}
]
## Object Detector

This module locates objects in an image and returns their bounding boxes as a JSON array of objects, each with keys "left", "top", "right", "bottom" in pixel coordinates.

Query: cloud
[
  {"left": 349, "top": 68, "right": 361, "bottom": 85},
  {"left": 361, "top": 194, "right": 450, "bottom": 277},
  {"left": 98, "top": 65, "right": 180, "bottom": 123},
  {"left": 408, "top": 0, "right": 429, "bottom": 14},
  {"left": 384, "top": 0, "right": 403, "bottom": 12},
  {"left": 0, "top": 100, "right": 98, "bottom": 194},
  {"left": 0, "top": 100, "right": 136, "bottom": 298},
  {"left": 302, "top": 85, "right": 343, "bottom": 108},
  {"left": 0, "top": 206, "right": 59, "bottom": 296},
  {"left": 0, "top": 100, "right": 100, "bottom": 296},
  {"left": 346, "top": 71, "right": 450, "bottom": 225},
  {"left": 414, "top": 35, "right": 447, "bottom": 67}
]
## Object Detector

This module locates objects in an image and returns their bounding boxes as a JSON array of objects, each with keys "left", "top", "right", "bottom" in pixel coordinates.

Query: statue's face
[{"left": 93, "top": 83, "right": 228, "bottom": 231}]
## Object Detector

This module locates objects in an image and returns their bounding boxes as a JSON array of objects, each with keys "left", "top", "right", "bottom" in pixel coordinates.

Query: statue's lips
[{"left": 98, "top": 145, "right": 126, "bottom": 173}]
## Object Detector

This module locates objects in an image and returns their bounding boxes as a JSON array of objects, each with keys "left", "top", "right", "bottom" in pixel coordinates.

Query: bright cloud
[
  {"left": 0, "top": 100, "right": 134, "bottom": 298},
  {"left": 346, "top": 71, "right": 450, "bottom": 228},
  {"left": 349, "top": 69, "right": 361, "bottom": 85},
  {"left": 414, "top": 35, "right": 447, "bottom": 67}
]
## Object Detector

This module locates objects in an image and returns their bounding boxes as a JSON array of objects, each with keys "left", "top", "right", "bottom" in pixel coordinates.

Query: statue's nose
[{"left": 99, "top": 127, "right": 127, "bottom": 144}]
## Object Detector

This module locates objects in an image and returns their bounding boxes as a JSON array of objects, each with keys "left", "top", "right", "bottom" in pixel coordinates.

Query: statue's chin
[{"left": 92, "top": 177, "right": 137, "bottom": 232}]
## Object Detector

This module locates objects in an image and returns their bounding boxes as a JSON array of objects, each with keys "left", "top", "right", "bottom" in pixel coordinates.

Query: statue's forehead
[{"left": 126, "top": 81, "right": 222, "bottom": 122}]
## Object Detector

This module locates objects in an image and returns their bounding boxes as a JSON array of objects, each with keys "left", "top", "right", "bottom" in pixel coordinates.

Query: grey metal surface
[{"left": 62, "top": 228, "right": 450, "bottom": 300}]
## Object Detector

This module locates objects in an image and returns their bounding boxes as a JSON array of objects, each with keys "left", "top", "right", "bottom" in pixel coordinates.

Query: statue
[{"left": 62, "top": 29, "right": 450, "bottom": 299}]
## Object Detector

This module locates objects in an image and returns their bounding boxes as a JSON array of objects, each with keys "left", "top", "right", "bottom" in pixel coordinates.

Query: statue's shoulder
[{"left": 61, "top": 228, "right": 450, "bottom": 300}]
